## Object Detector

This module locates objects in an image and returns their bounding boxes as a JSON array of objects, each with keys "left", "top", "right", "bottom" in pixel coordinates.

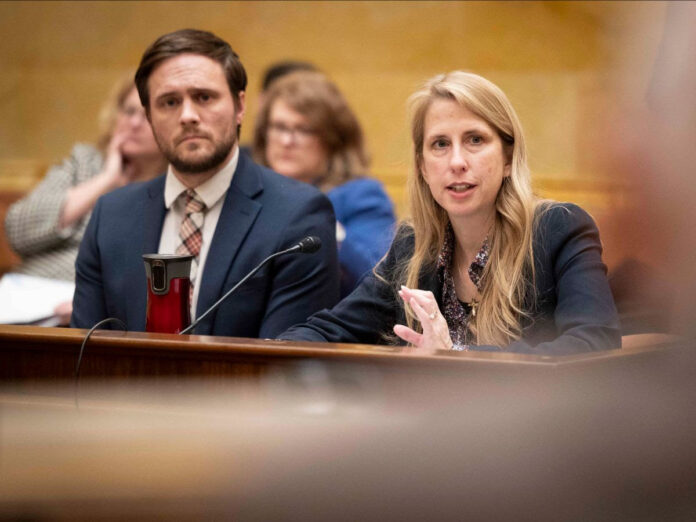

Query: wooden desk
[
  {"left": 0, "top": 324, "right": 681, "bottom": 382},
  {"left": 1, "top": 326, "right": 693, "bottom": 521}
]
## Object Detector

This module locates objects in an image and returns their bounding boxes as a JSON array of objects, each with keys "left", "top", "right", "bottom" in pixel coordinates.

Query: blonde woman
[
  {"left": 5, "top": 74, "right": 166, "bottom": 323},
  {"left": 281, "top": 71, "right": 620, "bottom": 355},
  {"left": 5, "top": 73, "right": 166, "bottom": 282}
]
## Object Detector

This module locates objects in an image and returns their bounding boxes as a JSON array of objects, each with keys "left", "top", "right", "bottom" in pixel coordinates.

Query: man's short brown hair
[{"left": 135, "top": 28, "right": 247, "bottom": 110}]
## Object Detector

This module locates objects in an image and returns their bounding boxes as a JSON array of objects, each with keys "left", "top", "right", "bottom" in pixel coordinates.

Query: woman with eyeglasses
[
  {"left": 5, "top": 73, "right": 166, "bottom": 323},
  {"left": 253, "top": 71, "right": 396, "bottom": 297},
  {"left": 280, "top": 71, "right": 620, "bottom": 355}
]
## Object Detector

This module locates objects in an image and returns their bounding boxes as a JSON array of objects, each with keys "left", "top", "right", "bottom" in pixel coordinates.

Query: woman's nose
[
  {"left": 450, "top": 145, "right": 468, "bottom": 171},
  {"left": 279, "top": 130, "right": 295, "bottom": 146},
  {"left": 129, "top": 112, "right": 146, "bottom": 128}
]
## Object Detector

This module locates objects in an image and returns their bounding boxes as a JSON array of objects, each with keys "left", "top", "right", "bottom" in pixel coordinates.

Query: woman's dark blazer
[{"left": 281, "top": 203, "right": 621, "bottom": 355}]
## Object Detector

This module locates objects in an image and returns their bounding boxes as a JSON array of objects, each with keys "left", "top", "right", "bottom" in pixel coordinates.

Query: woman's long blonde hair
[{"left": 404, "top": 71, "right": 542, "bottom": 347}]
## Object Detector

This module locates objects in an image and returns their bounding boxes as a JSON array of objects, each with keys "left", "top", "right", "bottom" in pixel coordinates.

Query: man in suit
[{"left": 71, "top": 29, "right": 340, "bottom": 337}]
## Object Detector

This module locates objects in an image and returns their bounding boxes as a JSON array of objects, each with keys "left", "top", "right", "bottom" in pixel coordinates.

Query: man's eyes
[{"left": 158, "top": 93, "right": 214, "bottom": 108}]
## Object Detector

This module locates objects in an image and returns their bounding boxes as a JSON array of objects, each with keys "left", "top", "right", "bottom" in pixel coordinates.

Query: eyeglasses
[
  {"left": 267, "top": 122, "right": 318, "bottom": 144},
  {"left": 120, "top": 105, "right": 147, "bottom": 121}
]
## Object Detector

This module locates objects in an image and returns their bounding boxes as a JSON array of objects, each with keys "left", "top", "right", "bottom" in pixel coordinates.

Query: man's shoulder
[{"left": 99, "top": 175, "right": 166, "bottom": 208}]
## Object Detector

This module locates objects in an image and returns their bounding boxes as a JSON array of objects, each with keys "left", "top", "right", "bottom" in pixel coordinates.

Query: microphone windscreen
[{"left": 298, "top": 236, "right": 322, "bottom": 253}]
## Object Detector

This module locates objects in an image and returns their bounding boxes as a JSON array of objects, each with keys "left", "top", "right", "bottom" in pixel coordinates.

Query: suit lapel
[
  {"left": 144, "top": 177, "right": 167, "bottom": 253},
  {"left": 130, "top": 177, "right": 167, "bottom": 331},
  {"left": 195, "top": 154, "right": 263, "bottom": 334}
]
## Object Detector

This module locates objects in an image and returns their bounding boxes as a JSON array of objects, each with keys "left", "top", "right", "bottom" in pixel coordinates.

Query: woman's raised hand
[
  {"left": 103, "top": 131, "right": 136, "bottom": 188},
  {"left": 393, "top": 286, "right": 453, "bottom": 352}
]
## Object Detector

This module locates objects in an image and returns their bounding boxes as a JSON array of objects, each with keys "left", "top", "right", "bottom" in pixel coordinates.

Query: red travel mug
[{"left": 143, "top": 254, "right": 193, "bottom": 334}]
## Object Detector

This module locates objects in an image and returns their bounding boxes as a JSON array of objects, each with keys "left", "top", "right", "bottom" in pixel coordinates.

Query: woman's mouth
[{"left": 448, "top": 183, "right": 475, "bottom": 193}]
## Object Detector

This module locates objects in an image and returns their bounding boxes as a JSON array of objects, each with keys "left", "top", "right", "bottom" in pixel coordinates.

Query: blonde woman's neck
[{"left": 450, "top": 211, "right": 494, "bottom": 263}]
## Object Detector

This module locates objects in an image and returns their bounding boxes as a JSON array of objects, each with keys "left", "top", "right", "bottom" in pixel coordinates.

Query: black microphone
[
  {"left": 295, "top": 235, "right": 322, "bottom": 253},
  {"left": 179, "top": 236, "right": 322, "bottom": 335}
]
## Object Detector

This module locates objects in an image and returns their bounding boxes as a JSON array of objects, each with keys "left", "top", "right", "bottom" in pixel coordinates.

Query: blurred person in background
[
  {"left": 258, "top": 60, "right": 318, "bottom": 106},
  {"left": 606, "top": 2, "right": 696, "bottom": 338},
  {"left": 239, "top": 59, "right": 317, "bottom": 157},
  {"left": 644, "top": 2, "right": 696, "bottom": 337},
  {"left": 4, "top": 73, "right": 166, "bottom": 323},
  {"left": 281, "top": 71, "right": 620, "bottom": 355},
  {"left": 254, "top": 71, "right": 396, "bottom": 296}
]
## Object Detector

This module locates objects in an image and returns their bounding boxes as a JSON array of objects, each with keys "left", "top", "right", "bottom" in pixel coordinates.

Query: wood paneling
[{"left": 0, "top": 1, "right": 668, "bottom": 267}]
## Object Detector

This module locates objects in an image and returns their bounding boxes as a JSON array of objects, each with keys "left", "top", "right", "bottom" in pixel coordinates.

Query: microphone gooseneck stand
[{"left": 179, "top": 236, "right": 322, "bottom": 335}]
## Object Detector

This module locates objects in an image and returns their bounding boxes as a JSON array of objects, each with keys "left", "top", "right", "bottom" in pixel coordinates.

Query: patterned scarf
[{"left": 436, "top": 224, "right": 490, "bottom": 346}]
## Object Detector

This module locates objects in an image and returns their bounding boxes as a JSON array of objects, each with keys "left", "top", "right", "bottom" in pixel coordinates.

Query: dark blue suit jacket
[
  {"left": 281, "top": 203, "right": 621, "bottom": 355},
  {"left": 71, "top": 153, "right": 340, "bottom": 337}
]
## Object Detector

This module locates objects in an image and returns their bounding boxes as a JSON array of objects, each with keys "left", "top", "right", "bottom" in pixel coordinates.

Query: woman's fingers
[
  {"left": 107, "top": 130, "right": 127, "bottom": 155},
  {"left": 408, "top": 296, "right": 433, "bottom": 328},
  {"left": 393, "top": 324, "right": 423, "bottom": 346},
  {"left": 400, "top": 285, "right": 435, "bottom": 302},
  {"left": 397, "top": 286, "right": 453, "bottom": 352},
  {"left": 399, "top": 286, "right": 439, "bottom": 319}
]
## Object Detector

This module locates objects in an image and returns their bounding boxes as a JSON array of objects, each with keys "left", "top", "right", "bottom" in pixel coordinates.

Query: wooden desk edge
[{"left": 0, "top": 325, "right": 683, "bottom": 369}]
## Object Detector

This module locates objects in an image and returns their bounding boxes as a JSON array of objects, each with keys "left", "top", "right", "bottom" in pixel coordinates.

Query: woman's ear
[{"left": 503, "top": 162, "right": 511, "bottom": 178}]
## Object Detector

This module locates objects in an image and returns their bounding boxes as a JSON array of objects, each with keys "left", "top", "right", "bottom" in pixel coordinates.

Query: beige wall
[{"left": 0, "top": 1, "right": 667, "bottom": 265}]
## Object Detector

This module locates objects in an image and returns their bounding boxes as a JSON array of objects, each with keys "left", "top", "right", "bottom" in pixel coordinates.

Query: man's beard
[{"left": 162, "top": 135, "right": 235, "bottom": 175}]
